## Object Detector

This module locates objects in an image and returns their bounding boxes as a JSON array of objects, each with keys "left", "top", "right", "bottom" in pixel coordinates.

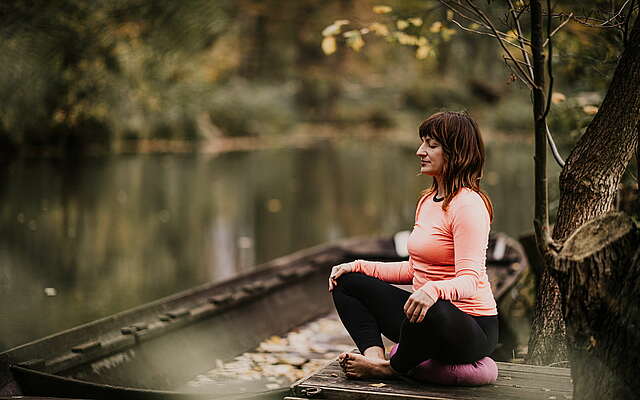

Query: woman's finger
[
  {"left": 416, "top": 305, "right": 429, "bottom": 323},
  {"left": 404, "top": 299, "right": 417, "bottom": 320},
  {"left": 328, "top": 266, "right": 340, "bottom": 291},
  {"left": 409, "top": 305, "right": 418, "bottom": 323}
]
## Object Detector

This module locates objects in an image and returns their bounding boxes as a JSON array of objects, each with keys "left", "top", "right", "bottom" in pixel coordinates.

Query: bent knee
[
  {"left": 335, "top": 272, "right": 364, "bottom": 287},
  {"left": 423, "top": 300, "right": 455, "bottom": 325}
]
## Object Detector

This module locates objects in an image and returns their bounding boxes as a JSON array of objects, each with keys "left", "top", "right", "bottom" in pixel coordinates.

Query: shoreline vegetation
[
  {"left": 1, "top": 2, "right": 603, "bottom": 161},
  {"left": 4, "top": 122, "right": 537, "bottom": 159}
]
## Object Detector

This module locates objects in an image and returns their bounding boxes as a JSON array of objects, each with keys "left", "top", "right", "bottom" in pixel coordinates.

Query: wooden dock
[{"left": 289, "top": 359, "right": 572, "bottom": 400}]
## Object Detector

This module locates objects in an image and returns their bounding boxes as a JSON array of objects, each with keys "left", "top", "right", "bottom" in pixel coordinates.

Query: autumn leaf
[
  {"left": 446, "top": 10, "right": 455, "bottom": 20},
  {"left": 396, "top": 20, "right": 409, "bottom": 30},
  {"left": 505, "top": 29, "right": 518, "bottom": 42},
  {"left": 344, "top": 30, "right": 365, "bottom": 52},
  {"left": 373, "top": 5, "right": 392, "bottom": 14},
  {"left": 322, "top": 36, "right": 337, "bottom": 55},
  {"left": 551, "top": 92, "right": 566, "bottom": 104},
  {"left": 442, "top": 28, "right": 456, "bottom": 41},
  {"left": 408, "top": 17, "right": 423, "bottom": 27},
  {"left": 430, "top": 21, "right": 443, "bottom": 33},
  {"left": 370, "top": 383, "right": 387, "bottom": 387},
  {"left": 369, "top": 22, "right": 389, "bottom": 37},
  {"left": 322, "top": 20, "right": 350, "bottom": 37},
  {"left": 416, "top": 45, "right": 432, "bottom": 59},
  {"left": 394, "top": 32, "right": 419, "bottom": 46},
  {"left": 582, "top": 105, "right": 598, "bottom": 115}
]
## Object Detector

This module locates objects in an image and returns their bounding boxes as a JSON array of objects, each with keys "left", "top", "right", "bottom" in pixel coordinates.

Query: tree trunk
[
  {"left": 527, "top": 11, "right": 640, "bottom": 398},
  {"left": 554, "top": 212, "right": 640, "bottom": 399},
  {"left": 552, "top": 16, "right": 640, "bottom": 242},
  {"left": 527, "top": 269, "right": 567, "bottom": 364},
  {"left": 528, "top": 10, "right": 640, "bottom": 366},
  {"left": 527, "top": 0, "right": 568, "bottom": 366}
]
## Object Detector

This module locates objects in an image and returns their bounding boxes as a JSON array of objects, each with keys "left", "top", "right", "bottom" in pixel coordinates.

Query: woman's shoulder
[
  {"left": 449, "top": 188, "right": 489, "bottom": 216},
  {"left": 451, "top": 188, "right": 483, "bottom": 205}
]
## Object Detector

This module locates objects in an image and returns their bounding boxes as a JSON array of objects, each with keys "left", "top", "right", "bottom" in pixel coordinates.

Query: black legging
[{"left": 332, "top": 272, "right": 498, "bottom": 374}]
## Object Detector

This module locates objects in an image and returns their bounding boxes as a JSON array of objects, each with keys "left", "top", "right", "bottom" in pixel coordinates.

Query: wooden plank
[{"left": 292, "top": 360, "right": 572, "bottom": 400}]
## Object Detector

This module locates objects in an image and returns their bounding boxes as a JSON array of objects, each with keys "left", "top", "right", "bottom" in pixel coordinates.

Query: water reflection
[{"left": 0, "top": 139, "right": 558, "bottom": 351}]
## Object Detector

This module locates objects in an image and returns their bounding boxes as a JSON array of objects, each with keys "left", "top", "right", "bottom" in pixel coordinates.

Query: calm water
[{"left": 0, "top": 139, "right": 559, "bottom": 351}]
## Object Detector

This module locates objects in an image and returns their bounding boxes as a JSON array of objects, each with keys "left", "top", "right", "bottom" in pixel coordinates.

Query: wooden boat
[{"left": 0, "top": 232, "right": 527, "bottom": 400}]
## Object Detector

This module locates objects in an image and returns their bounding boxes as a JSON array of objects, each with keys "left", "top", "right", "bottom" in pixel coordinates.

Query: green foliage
[
  {"left": 403, "top": 79, "right": 473, "bottom": 113},
  {"left": 1, "top": 0, "right": 637, "bottom": 153},
  {"left": 0, "top": 0, "right": 235, "bottom": 149},
  {"left": 547, "top": 92, "right": 601, "bottom": 147},
  {"left": 208, "top": 80, "right": 297, "bottom": 137},
  {"left": 489, "top": 95, "right": 534, "bottom": 134}
]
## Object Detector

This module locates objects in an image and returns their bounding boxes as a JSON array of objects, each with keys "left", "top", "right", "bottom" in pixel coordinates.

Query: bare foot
[{"left": 339, "top": 352, "right": 395, "bottom": 379}]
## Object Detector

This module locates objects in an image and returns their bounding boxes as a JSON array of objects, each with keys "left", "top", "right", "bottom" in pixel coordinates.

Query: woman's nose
[{"left": 416, "top": 144, "right": 426, "bottom": 156}]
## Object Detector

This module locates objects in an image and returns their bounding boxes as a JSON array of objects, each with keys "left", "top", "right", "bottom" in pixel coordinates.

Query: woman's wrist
[{"left": 418, "top": 284, "right": 438, "bottom": 303}]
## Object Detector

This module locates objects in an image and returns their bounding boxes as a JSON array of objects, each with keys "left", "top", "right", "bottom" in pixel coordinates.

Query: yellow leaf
[
  {"left": 322, "top": 25, "right": 339, "bottom": 37},
  {"left": 408, "top": 17, "right": 423, "bottom": 27},
  {"left": 369, "top": 22, "right": 389, "bottom": 36},
  {"left": 551, "top": 92, "right": 566, "bottom": 104},
  {"left": 344, "top": 30, "right": 365, "bottom": 51},
  {"left": 370, "top": 383, "right": 387, "bottom": 387},
  {"left": 469, "top": 23, "right": 481, "bottom": 30},
  {"left": 373, "top": 5, "right": 392, "bottom": 14},
  {"left": 397, "top": 20, "right": 409, "bottom": 30},
  {"left": 446, "top": 10, "right": 454, "bottom": 20},
  {"left": 505, "top": 29, "right": 518, "bottom": 42},
  {"left": 322, "top": 20, "right": 350, "bottom": 37},
  {"left": 416, "top": 45, "right": 431, "bottom": 59},
  {"left": 442, "top": 28, "right": 456, "bottom": 41},
  {"left": 417, "top": 36, "right": 428, "bottom": 46},
  {"left": 582, "top": 105, "right": 598, "bottom": 115},
  {"left": 394, "top": 32, "right": 418, "bottom": 45},
  {"left": 322, "top": 36, "right": 337, "bottom": 55},
  {"left": 430, "top": 21, "right": 443, "bottom": 33}
]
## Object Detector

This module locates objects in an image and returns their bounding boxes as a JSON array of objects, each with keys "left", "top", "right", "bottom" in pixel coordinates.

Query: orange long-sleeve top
[{"left": 352, "top": 188, "right": 497, "bottom": 316}]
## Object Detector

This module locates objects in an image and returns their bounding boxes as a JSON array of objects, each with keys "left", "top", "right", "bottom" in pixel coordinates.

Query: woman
[{"left": 328, "top": 111, "right": 498, "bottom": 379}]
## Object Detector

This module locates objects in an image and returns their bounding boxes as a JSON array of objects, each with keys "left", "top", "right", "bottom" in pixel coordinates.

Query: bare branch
[
  {"left": 443, "top": 0, "right": 533, "bottom": 45},
  {"left": 541, "top": 0, "right": 566, "bottom": 168},
  {"left": 449, "top": 18, "right": 531, "bottom": 53},
  {"left": 543, "top": 0, "right": 554, "bottom": 120},
  {"left": 546, "top": 123, "right": 566, "bottom": 168},
  {"left": 505, "top": 54, "right": 533, "bottom": 69},
  {"left": 462, "top": 0, "right": 537, "bottom": 88},
  {"left": 507, "top": 0, "right": 534, "bottom": 80},
  {"left": 440, "top": 1, "right": 490, "bottom": 29},
  {"left": 502, "top": 56, "right": 534, "bottom": 86},
  {"left": 543, "top": 13, "right": 573, "bottom": 47},
  {"left": 599, "top": 0, "right": 632, "bottom": 26}
]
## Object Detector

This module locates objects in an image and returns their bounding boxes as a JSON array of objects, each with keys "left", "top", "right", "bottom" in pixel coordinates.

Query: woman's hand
[
  {"left": 403, "top": 289, "right": 436, "bottom": 323},
  {"left": 328, "top": 262, "right": 356, "bottom": 291}
]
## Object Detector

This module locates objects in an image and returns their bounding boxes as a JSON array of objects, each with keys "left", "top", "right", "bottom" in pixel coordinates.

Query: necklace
[{"left": 433, "top": 194, "right": 444, "bottom": 202}]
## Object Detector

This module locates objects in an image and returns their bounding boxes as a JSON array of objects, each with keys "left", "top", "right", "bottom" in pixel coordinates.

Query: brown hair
[{"left": 418, "top": 111, "right": 493, "bottom": 221}]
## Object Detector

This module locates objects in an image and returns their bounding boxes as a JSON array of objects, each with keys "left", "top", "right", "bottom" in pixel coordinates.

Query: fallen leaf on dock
[{"left": 370, "top": 383, "right": 387, "bottom": 387}]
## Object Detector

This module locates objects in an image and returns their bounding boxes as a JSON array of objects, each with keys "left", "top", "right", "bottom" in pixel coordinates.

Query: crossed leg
[{"left": 332, "top": 273, "right": 495, "bottom": 378}]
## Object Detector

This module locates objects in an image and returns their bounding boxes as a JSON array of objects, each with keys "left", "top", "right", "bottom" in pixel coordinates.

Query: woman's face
[{"left": 416, "top": 136, "right": 444, "bottom": 176}]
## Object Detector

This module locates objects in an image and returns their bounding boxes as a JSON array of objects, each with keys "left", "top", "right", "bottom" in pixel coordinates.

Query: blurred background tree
[{"left": 2, "top": 0, "right": 624, "bottom": 157}]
